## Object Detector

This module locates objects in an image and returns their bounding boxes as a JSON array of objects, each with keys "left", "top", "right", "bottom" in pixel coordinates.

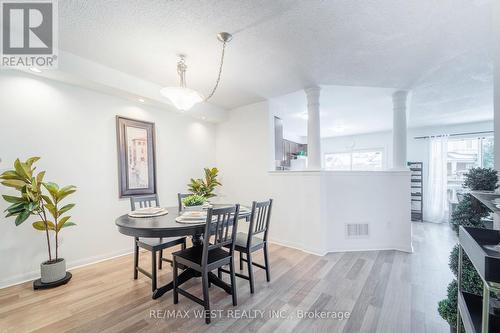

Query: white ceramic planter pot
[
  {"left": 40, "top": 258, "right": 66, "bottom": 283},
  {"left": 183, "top": 205, "right": 204, "bottom": 211}
]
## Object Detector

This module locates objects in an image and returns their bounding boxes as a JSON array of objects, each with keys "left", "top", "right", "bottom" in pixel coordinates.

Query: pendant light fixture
[{"left": 160, "top": 32, "right": 232, "bottom": 111}]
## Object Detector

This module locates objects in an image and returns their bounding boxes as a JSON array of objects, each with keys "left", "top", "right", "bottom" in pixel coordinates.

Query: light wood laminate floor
[{"left": 0, "top": 222, "right": 456, "bottom": 333}]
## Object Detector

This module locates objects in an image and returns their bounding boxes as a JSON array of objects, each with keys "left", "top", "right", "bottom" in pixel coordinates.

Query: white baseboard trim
[
  {"left": 0, "top": 248, "right": 133, "bottom": 290},
  {"left": 268, "top": 238, "right": 328, "bottom": 256},
  {"left": 325, "top": 246, "right": 414, "bottom": 254},
  {"left": 269, "top": 237, "right": 413, "bottom": 256}
]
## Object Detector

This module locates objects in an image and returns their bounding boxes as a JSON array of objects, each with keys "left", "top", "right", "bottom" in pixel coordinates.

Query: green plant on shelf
[
  {"left": 437, "top": 167, "right": 498, "bottom": 329},
  {"left": 182, "top": 194, "right": 206, "bottom": 207}
]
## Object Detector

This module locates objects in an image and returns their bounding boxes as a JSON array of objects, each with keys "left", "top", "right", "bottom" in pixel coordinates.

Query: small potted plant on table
[
  {"left": 0, "top": 157, "right": 77, "bottom": 288},
  {"left": 182, "top": 194, "right": 207, "bottom": 211}
]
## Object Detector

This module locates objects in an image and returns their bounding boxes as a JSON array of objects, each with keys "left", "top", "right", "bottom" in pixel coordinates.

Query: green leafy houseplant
[
  {"left": 182, "top": 195, "right": 206, "bottom": 207},
  {"left": 187, "top": 167, "right": 221, "bottom": 199},
  {"left": 438, "top": 280, "right": 459, "bottom": 329},
  {"left": 0, "top": 157, "right": 77, "bottom": 263},
  {"left": 438, "top": 167, "right": 498, "bottom": 329},
  {"left": 462, "top": 167, "right": 498, "bottom": 191}
]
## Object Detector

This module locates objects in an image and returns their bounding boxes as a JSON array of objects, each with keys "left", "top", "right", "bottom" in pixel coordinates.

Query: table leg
[
  {"left": 191, "top": 234, "right": 203, "bottom": 247},
  {"left": 152, "top": 268, "right": 197, "bottom": 299},
  {"left": 208, "top": 272, "right": 232, "bottom": 294}
]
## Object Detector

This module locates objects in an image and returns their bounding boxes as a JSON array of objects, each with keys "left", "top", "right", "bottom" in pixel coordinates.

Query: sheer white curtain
[{"left": 424, "top": 136, "right": 449, "bottom": 223}]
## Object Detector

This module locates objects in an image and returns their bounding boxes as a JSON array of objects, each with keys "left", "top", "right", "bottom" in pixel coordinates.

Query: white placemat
[
  {"left": 240, "top": 206, "right": 251, "bottom": 214},
  {"left": 175, "top": 217, "right": 206, "bottom": 224},
  {"left": 128, "top": 207, "right": 169, "bottom": 218}
]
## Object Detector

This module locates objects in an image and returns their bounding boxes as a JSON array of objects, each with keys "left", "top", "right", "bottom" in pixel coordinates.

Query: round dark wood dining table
[{"left": 115, "top": 204, "right": 251, "bottom": 299}]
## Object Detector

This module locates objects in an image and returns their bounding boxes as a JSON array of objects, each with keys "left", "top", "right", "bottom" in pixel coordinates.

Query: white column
[
  {"left": 305, "top": 86, "right": 321, "bottom": 170},
  {"left": 392, "top": 90, "right": 409, "bottom": 169}
]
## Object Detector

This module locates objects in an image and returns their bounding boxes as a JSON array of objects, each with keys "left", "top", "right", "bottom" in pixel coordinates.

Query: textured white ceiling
[{"left": 58, "top": 0, "right": 493, "bottom": 125}]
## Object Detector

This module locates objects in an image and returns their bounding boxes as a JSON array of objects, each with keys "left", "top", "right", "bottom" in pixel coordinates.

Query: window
[
  {"left": 447, "top": 136, "right": 494, "bottom": 202},
  {"left": 447, "top": 136, "right": 494, "bottom": 181},
  {"left": 324, "top": 149, "right": 384, "bottom": 171}
]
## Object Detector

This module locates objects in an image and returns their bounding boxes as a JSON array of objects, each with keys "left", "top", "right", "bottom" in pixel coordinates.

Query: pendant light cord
[
  {"left": 177, "top": 56, "right": 187, "bottom": 88},
  {"left": 204, "top": 40, "right": 227, "bottom": 101}
]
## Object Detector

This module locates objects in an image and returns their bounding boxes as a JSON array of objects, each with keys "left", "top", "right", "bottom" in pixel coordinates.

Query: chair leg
[
  {"left": 174, "top": 242, "right": 186, "bottom": 268},
  {"left": 263, "top": 243, "right": 271, "bottom": 282},
  {"left": 151, "top": 250, "right": 157, "bottom": 292},
  {"left": 202, "top": 271, "right": 211, "bottom": 324},
  {"left": 133, "top": 238, "right": 139, "bottom": 279},
  {"left": 239, "top": 252, "right": 244, "bottom": 270},
  {"left": 229, "top": 258, "right": 237, "bottom": 306},
  {"left": 246, "top": 251, "right": 255, "bottom": 294},
  {"left": 159, "top": 249, "right": 163, "bottom": 270},
  {"left": 173, "top": 259, "right": 179, "bottom": 304},
  {"left": 217, "top": 267, "right": 222, "bottom": 280}
]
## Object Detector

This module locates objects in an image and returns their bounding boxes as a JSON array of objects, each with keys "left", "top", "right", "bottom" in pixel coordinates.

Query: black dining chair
[
  {"left": 219, "top": 199, "right": 273, "bottom": 294},
  {"left": 172, "top": 205, "right": 240, "bottom": 324},
  {"left": 130, "top": 195, "right": 186, "bottom": 292},
  {"left": 177, "top": 193, "right": 191, "bottom": 211}
]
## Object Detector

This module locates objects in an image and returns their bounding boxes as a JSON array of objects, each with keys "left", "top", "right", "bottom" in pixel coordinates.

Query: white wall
[
  {"left": 493, "top": 0, "right": 500, "bottom": 230},
  {"left": 495, "top": 0, "right": 500, "bottom": 172},
  {"left": 0, "top": 71, "right": 217, "bottom": 288},
  {"left": 215, "top": 101, "right": 273, "bottom": 204},
  {"left": 322, "top": 131, "right": 393, "bottom": 168}
]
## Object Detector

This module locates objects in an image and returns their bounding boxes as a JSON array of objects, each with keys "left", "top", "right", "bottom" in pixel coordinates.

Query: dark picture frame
[{"left": 116, "top": 116, "right": 157, "bottom": 197}]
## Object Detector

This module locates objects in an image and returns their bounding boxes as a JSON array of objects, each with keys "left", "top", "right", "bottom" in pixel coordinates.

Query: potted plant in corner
[{"left": 0, "top": 157, "right": 77, "bottom": 288}]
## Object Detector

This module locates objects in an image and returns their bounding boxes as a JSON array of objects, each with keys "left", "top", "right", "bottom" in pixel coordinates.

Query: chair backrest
[
  {"left": 202, "top": 204, "right": 240, "bottom": 266},
  {"left": 177, "top": 193, "right": 191, "bottom": 211},
  {"left": 248, "top": 199, "right": 273, "bottom": 246},
  {"left": 130, "top": 194, "right": 159, "bottom": 211}
]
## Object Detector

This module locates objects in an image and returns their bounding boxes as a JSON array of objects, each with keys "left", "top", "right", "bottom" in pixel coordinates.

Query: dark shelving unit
[
  {"left": 408, "top": 161, "right": 423, "bottom": 222},
  {"left": 457, "top": 226, "right": 500, "bottom": 332}
]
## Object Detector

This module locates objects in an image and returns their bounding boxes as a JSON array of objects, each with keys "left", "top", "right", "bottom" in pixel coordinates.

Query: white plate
[{"left": 175, "top": 217, "right": 206, "bottom": 224}]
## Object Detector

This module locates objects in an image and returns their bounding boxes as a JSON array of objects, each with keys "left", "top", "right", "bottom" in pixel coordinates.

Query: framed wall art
[{"left": 116, "top": 116, "right": 157, "bottom": 197}]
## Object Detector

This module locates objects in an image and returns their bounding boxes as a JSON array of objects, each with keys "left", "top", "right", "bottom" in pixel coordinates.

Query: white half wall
[
  {"left": 0, "top": 71, "right": 217, "bottom": 288},
  {"left": 216, "top": 102, "right": 412, "bottom": 255},
  {"left": 321, "top": 171, "right": 411, "bottom": 252},
  {"left": 268, "top": 170, "right": 411, "bottom": 254}
]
